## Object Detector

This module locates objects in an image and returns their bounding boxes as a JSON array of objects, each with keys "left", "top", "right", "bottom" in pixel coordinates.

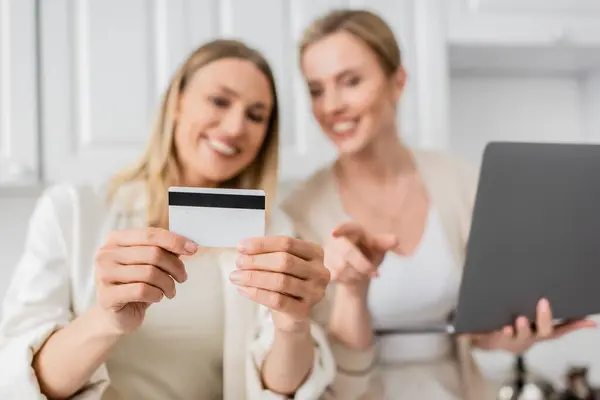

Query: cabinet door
[
  {"left": 448, "top": 0, "right": 600, "bottom": 46},
  {"left": 39, "top": 0, "right": 448, "bottom": 187},
  {"left": 0, "top": 0, "right": 39, "bottom": 186},
  {"left": 39, "top": 0, "right": 218, "bottom": 185},
  {"left": 39, "top": 0, "right": 344, "bottom": 185}
]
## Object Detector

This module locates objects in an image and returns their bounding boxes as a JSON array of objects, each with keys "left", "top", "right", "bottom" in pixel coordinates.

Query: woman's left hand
[
  {"left": 469, "top": 298, "right": 596, "bottom": 354},
  {"left": 229, "top": 236, "right": 331, "bottom": 333}
]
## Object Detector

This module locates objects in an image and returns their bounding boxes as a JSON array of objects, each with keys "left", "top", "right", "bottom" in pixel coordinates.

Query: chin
[{"left": 332, "top": 136, "right": 370, "bottom": 155}]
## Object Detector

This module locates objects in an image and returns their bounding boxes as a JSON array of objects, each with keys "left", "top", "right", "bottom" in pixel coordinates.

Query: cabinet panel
[
  {"left": 40, "top": 0, "right": 220, "bottom": 185},
  {"left": 448, "top": 0, "right": 600, "bottom": 46},
  {"left": 39, "top": 0, "right": 353, "bottom": 184},
  {"left": 38, "top": 0, "right": 444, "bottom": 185},
  {"left": 475, "top": 0, "right": 600, "bottom": 14},
  {"left": 0, "top": 0, "right": 38, "bottom": 185}
]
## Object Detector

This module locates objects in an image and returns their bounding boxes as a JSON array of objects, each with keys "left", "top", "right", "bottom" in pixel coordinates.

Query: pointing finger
[
  {"left": 370, "top": 234, "right": 398, "bottom": 252},
  {"left": 332, "top": 222, "right": 366, "bottom": 245}
]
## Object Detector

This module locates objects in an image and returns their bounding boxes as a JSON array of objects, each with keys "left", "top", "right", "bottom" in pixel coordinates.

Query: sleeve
[
  {"left": 246, "top": 307, "right": 337, "bottom": 400},
  {"left": 325, "top": 334, "right": 376, "bottom": 399},
  {"left": 0, "top": 186, "right": 109, "bottom": 399},
  {"left": 244, "top": 207, "right": 337, "bottom": 400}
]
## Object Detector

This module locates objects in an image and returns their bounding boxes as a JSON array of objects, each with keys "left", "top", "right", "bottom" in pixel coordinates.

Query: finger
[
  {"left": 338, "top": 239, "right": 377, "bottom": 276},
  {"left": 106, "top": 227, "right": 198, "bottom": 255},
  {"left": 98, "top": 264, "right": 177, "bottom": 299},
  {"left": 229, "top": 270, "right": 307, "bottom": 299},
  {"left": 236, "top": 286, "right": 305, "bottom": 316},
  {"left": 370, "top": 234, "right": 399, "bottom": 252},
  {"left": 110, "top": 246, "right": 187, "bottom": 283},
  {"left": 101, "top": 282, "right": 164, "bottom": 310},
  {"left": 513, "top": 316, "right": 533, "bottom": 347},
  {"left": 535, "top": 298, "right": 553, "bottom": 338},
  {"left": 238, "top": 236, "right": 321, "bottom": 261},
  {"left": 550, "top": 319, "right": 597, "bottom": 339},
  {"left": 331, "top": 222, "right": 365, "bottom": 244},
  {"left": 236, "top": 252, "right": 311, "bottom": 280}
]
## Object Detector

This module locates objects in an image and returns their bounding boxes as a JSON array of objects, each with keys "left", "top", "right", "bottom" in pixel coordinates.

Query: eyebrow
[
  {"left": 307, "top": 68, "right": 360, "bottom": 86},
  {"left": 218, "top": 84, "right": 268, "bottom": 109}
]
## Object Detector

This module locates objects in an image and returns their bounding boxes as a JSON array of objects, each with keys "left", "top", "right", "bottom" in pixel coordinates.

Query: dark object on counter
[
  {"left": 497, "top": 354, "right": 559, "bottom": 400},
  {"left": 560, "top": 366, "right": 595, "bottom": 400}
]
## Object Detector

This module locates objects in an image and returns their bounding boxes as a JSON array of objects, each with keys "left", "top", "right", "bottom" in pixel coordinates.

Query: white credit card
[{"left": 168, "top": 186, "right": 266, "bottom": 248}]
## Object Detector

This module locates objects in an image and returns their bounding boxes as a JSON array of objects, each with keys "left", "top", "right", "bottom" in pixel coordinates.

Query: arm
[
  {"left": 32, "top": 305, "right": 122, "bottom": 399},
  {"left": 328, "top": 284, "right": 372, "bottom": 350},
  {"left": 0, "top": 186, "right": 110, "bottom": 399},
  {"left": 261, "top": 322, "right": 314, "bottom": 394},
  {"left": 247, "top": 306, "right": 336, "bottom": 400}
]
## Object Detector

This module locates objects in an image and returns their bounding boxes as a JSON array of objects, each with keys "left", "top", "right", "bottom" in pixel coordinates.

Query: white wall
[
  {"left": 449, "top": 72, "right": 585, "bottom": 169},
  {"left": 582, "top": 71, "right": 600, "bottom": 143}
]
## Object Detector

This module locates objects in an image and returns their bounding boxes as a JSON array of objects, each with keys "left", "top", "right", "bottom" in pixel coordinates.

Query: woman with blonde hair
[
  {"left": 0, "top": 39, "right": 335, "bottom": 400},
  {"left": 282, "top": 9, "right": 594, "bottom": 400}
]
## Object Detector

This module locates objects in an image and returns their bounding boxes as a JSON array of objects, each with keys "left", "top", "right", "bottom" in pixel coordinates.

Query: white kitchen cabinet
[
  {"left": 448, "top": 0, "right": 600, "bottom": 46},
  {"left": 37, "top": 0, "right": 346, "bottom": 186},
  {"left": 39, "top": 0, "right": 218, "bottom": 186},
  {"left": 0, "top": 0, "right": 39, "bottom": 186},
  {"left": 35, "top": 0, "right": 449, "bottom": 187}
]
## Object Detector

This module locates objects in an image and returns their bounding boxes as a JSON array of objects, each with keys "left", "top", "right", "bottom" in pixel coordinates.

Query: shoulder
[
  {"left": 412, "top": 148, "right": 478, "bottom": 192},
  {"left": 35, "top": 180, "right": 146, "bottom": 225},
  {"left": 279, "top": 165, "right": 334, "bottom": 221},
  {"left": 413, "top": 148, "right": 476, "bottom": 176}
]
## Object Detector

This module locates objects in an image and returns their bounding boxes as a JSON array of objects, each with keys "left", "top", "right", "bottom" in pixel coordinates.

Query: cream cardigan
[
  {"left": 281, "top": 149, "right": 496, "bottom": 400},
  {"left": 0, "top": 182, "right": 336, "bottom": 400}
]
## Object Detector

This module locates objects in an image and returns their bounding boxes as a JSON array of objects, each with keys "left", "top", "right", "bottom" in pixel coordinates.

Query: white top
[
  {"left": 100, "top": 252, "right": 225, "bottom": 400},
  {"left": 368, "top": 207, "right": 463, "bottom": 399},
  {"left": 368, "top": 207, "right": 459, "bottom": 364},
  {"left": 0, "top": 183, "right": 336, "bottom": 400}
]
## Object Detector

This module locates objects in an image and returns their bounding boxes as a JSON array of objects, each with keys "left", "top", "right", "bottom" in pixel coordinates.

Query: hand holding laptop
[{"left": 467, "top": 298, "right": 595, "bottom": 354}]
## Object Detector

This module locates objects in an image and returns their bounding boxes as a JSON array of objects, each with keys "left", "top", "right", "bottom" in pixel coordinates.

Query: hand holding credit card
[
  {"left": 168, "top": 186, "right": 266, "bottom": 247},
  {"left": 168, "top": 186, "right": 331, "bottom": 333}
]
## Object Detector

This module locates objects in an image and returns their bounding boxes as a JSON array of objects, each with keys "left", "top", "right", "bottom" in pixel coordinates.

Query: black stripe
[{"left": 168, "top": 191, "right": 265, "bottom": 210}]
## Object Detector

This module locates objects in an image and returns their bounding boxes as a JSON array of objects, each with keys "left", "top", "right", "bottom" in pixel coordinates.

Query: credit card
[{"left": 168, "top": 186, "right": 265, "bottom": 248}]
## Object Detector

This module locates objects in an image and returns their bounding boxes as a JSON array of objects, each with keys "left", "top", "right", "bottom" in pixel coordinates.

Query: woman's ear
[{"left": 390, "top": 66, "right": 407, "bottom": 103}]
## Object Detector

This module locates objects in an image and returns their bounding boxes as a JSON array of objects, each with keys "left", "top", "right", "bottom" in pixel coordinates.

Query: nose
[
  {"left": 322, "top": 88, "right": 344, "bottom": 117},
  {"left": 220, "top": 108, "right": 245, "bottom": 137}
]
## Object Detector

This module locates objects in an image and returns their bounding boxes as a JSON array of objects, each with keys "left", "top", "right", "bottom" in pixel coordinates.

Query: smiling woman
[
  {"left": 282, "top": 8, "right": 593, "bottom": 400},
  {"left": 0, "top": 39, "right": 335, "bottom": 400}
]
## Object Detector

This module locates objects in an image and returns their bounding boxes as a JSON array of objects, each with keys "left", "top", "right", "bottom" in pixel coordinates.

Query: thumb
[{"left": 370, "top": 233, "right": 398, "bottom": 252}]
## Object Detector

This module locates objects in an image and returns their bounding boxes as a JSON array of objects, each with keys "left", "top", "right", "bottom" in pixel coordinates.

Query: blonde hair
[
  {"left": 299, "top": 9, "right": 402, "bottom": 76},
  {"left": 107, "top": 39, "right": 279, "bottom": 228}
]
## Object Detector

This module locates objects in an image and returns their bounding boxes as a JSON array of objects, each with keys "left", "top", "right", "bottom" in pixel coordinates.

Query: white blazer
[{"left": 0, "top": 182, "right": 336, "bottom": 399}]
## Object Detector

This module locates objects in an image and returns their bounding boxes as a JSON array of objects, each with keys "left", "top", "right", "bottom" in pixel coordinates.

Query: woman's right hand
[
  {"left": 324, "top": 222, "right": 397, "bottom": 297},
  {"left": 94, "top": 227, "right": 198, "bottom": 334}
]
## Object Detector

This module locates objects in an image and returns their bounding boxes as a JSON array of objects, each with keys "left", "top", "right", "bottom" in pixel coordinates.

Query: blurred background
[{"left": 1, "top": 0, "right": 600, "bottom": 391}]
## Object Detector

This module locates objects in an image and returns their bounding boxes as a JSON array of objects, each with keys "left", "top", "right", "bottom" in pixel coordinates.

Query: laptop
[{"left": 376, "top": 141, "right": 600, "bottom": 336}]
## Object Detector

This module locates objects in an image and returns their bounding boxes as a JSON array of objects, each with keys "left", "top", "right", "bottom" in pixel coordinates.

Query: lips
[{"left": 203, "top": 137, "right": 239, "bottom": 156}]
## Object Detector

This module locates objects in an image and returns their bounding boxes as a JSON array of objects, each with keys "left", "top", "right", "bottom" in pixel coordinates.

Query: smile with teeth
[
  {"left": 332, "top": 120, "right": 358, "bottom": 134},
  {"left": 205, "top": 137, "right": 239, "bottom": 156}
]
